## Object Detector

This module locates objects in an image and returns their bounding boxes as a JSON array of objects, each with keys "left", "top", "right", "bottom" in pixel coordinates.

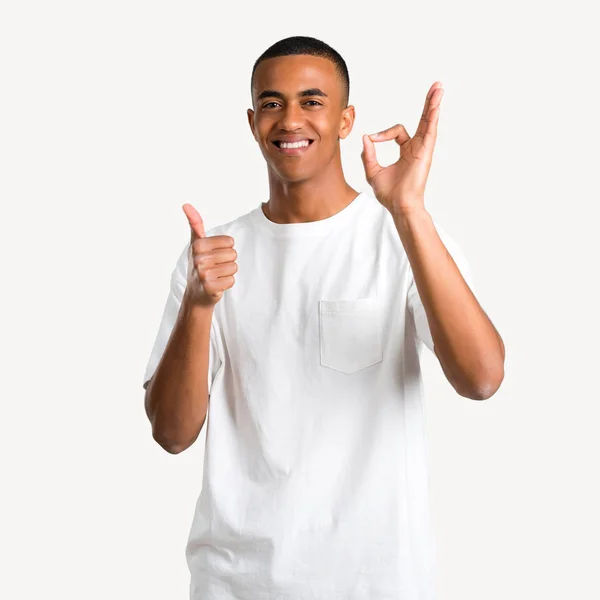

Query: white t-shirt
[{"left": 142, "top": 191, "right": 476, "bottom": 600}]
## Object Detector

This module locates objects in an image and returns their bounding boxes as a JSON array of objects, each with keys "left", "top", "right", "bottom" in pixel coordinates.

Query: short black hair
[{"left": 251, "top": 36, "right": 350, "bottom": 108}]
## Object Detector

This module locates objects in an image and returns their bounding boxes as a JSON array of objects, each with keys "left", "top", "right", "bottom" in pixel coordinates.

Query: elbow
[
  {"left": 474, "top": 333, "right": 506, "bottom": 399},
  {"left": 447, "top": 356, "right": 504, "bottom": 400},
  {"left": 453, "top": 349, "right": 505, "bottom": 401},
  {"left": 467, "top": 368, "right": 505, "bottom": 401},
  {"left": 456, "top": 382, "right": 498, "bottom": 401},
  {"left": 151, "top": 415, "right": 206, "bottom": 454},
  {"left": 144, "top": 379, "right": 205, "bottom": 453},
  {"left": 436, "top": 347, "right": 504, "bottom": 401},
  {"left": 152, "top": 430, "right": 194, "bottom": 454},
  {"left": 158, "top": 440, "right": 189, "bottom": 455}
]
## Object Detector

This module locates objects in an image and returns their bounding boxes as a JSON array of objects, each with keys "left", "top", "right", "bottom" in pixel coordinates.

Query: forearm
[
  {"left": 145, "top": 294, "right": 214, "bottom": 453},
  {"left": 393, "top": 209, "right": 504, "bottom": 399}
]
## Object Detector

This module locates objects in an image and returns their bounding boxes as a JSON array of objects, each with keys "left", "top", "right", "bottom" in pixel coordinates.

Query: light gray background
[{"left": 2, "top": 1, "right": 598, "bottom": 598}]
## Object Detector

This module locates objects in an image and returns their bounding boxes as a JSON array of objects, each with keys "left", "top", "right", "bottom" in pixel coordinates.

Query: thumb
[
  {"left": 182, "top": 203, "right": 206, "bottom": 241},
  {"left": 361, "top": 134, "right": 382, "bottom": 185}
]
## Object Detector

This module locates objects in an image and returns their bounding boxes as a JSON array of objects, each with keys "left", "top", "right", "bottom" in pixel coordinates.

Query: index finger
[
  {"left": 414, "top": 81, "right": 443, "bottom": 143},
  {"left": 192, "top": 235, "right": 235, "bottom": 253}
]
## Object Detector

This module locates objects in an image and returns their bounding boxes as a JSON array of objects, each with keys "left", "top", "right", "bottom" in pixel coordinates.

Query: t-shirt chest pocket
[{"left": 318, "top": 296, "right": 383, "bottom": 374}]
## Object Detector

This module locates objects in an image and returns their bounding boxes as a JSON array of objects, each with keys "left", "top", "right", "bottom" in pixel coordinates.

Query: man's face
[{"left": 248, "top": 54, "right": 354, "bottom": 183}]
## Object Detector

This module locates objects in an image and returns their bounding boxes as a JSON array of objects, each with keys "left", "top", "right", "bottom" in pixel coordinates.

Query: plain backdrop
[{"left": 1, "top": 1, "right": 599, "bottom": 598}]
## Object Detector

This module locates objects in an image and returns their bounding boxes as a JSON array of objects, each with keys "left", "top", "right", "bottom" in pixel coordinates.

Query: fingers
[
  {"left": 192, "top": 246, "right": 237, "bottom": 266},
  {"left": 204, "top": 274, "right": 236, "bottom": 296},
  {"left": 196, "top": 260, "right": 238, "bottom": 282},
  {"left": 360, "top": 134, "right": 382, "bottom": 183},
  {"left": 414, "top": 81, "right": 443, "bottom": 146},
  {"left": 194, "top": 251, "right": 238, "bottom": 297},
  {"left": 191, "top": 235, "right": 234, "bottom": 254},
  {"left": 361, "top": 124, "right": 411, "bottom": 183},
  {"left": 368, "top": 124, "right": 411, "bottom": 146},
  {"left": 182, "top": 203, "right": 206, "bottom": 240},
  {"left": 366, "top": 81, "right": 443, "bottom": 152}
]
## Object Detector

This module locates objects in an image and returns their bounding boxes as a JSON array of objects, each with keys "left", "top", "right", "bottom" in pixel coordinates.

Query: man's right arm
[{"left": 144, "top": 292, "right": 214, "bottom": 454}]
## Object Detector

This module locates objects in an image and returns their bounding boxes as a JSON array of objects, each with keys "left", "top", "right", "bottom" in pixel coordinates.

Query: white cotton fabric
[{"left": 142, "top": 191, "right": 476, "bottom": 600}]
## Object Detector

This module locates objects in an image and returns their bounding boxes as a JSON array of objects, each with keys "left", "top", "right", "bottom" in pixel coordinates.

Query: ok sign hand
[{"left": 361, "top": 81, "right": 444, "bottom": 216}]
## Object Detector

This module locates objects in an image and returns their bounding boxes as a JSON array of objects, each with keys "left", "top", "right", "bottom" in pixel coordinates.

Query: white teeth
[{"left": 279, "top": 140, "right": 310, "bottom": 149}]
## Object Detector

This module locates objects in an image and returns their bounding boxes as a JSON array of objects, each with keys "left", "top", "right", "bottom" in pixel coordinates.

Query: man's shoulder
[{"left": 204, "top": 205, "right": 259, "bottom": 238}]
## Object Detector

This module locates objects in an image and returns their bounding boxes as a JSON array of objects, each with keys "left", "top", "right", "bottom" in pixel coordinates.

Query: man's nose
[{"left": 278, "top": 103, "right": 304, "bottom": 131}]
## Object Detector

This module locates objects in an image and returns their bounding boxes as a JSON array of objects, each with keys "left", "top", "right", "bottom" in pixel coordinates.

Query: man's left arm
[
  {"left": 394, "top": 208, "right": 504, "bottom": 400},
  {"left": 360, "top": 82, "right": 505, "bottom": 399}
]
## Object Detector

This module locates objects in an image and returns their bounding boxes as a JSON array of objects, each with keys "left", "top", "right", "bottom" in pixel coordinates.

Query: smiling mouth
[
  {"left": 271, "top": 140, "right": 314, "bottom": 155},
  {"left": 273, "top": 140, "right": 314, "bottom": 148}
]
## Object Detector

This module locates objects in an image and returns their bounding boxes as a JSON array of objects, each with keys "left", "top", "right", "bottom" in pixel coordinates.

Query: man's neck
[{"left": 264, "top": 174, "right": 359, "bottom": 225}]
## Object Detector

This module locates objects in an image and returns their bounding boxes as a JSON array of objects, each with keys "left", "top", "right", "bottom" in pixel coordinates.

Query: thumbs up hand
[{"left": 181, "top": 204, "right": 238, "bottom": 307}]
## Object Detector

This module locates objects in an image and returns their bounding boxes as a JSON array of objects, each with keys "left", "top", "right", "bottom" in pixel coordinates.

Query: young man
[{"left": 143, "top": 36, "right": 504, "bottom": 600}]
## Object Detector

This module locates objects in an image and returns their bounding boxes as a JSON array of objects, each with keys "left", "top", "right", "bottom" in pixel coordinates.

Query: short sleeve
[
  {"left": 142, "top": 242, "right": 222, "bottom": 394},
  {"left": 407, "top": 220, "right": 477, "bottom": 354}
]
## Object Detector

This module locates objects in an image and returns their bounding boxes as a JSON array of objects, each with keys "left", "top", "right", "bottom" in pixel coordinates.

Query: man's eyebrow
[{"left": 256, "top": 88, "right": 329, "bottom": 101}]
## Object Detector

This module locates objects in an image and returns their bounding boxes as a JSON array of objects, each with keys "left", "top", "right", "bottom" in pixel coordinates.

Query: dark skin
[
  {"left": 248, "top": 55, "right": 504, "bottom": 398},
  {"left": 147, "top": 55, "right": 362, "bottom": 453},
  {"left": 147, "top": 54, "right": 501, "bottom": 454},
  {"left": 247, "top": 54, "right": 359, "bottom": 224}
]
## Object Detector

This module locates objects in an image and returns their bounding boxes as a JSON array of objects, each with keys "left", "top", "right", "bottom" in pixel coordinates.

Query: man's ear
[
  {"left": 247, "top": 108, "right": 257, "bottom": 142},
  {"left": 338, "top": 105, "right": 355, "bottom": 141}
]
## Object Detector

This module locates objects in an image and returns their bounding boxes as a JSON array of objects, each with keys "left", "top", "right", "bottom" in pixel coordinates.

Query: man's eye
[{"left": 262, "top": 101, "right": 322, "bottom": 109}]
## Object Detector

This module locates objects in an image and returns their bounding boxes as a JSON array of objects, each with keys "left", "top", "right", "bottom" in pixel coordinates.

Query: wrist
[
  {"left": 181, "top": 290, "right": 216, "bottom": 318},
  {"left": 391, "top": 207, "right": 432, "bottom": 229}
]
